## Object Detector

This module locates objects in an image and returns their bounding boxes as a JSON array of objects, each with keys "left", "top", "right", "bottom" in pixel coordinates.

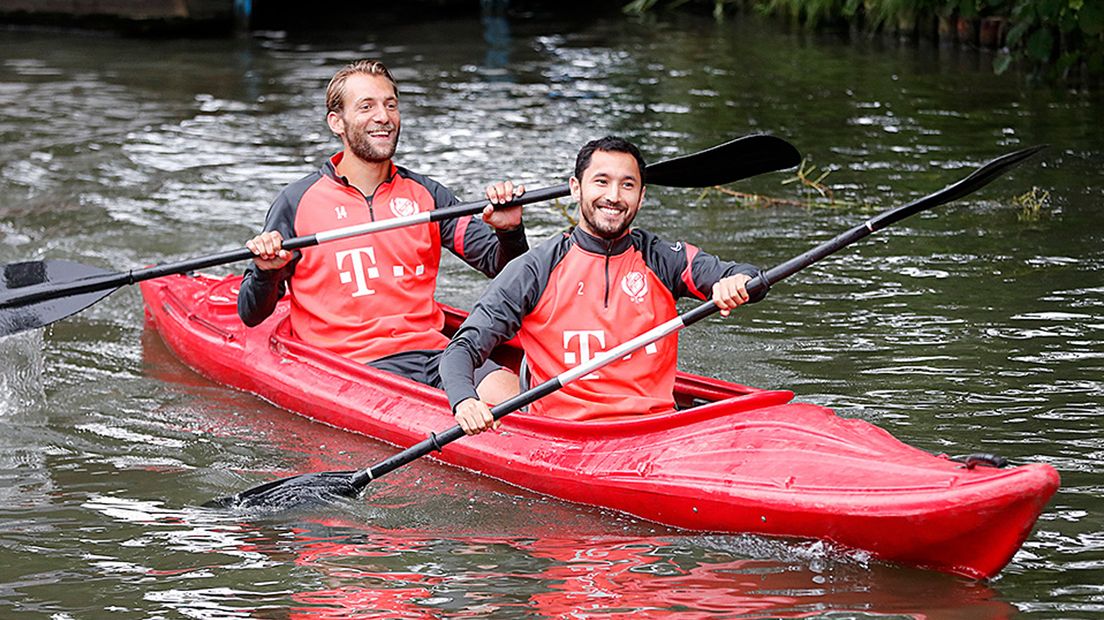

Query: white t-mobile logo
[
  {"left": 335, "top": 247, "right": 380, "bottom": 297},
  {"left": 563, "top": 330, "right": 605, "bottom": 379},
  {"left": 563, "top": 329, "right": 660, "bottom": 379}
]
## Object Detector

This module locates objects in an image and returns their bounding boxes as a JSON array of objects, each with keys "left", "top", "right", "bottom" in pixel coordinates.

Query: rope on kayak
[{"left": 950, "top": 453, "right": 1010, "bottom": 469}]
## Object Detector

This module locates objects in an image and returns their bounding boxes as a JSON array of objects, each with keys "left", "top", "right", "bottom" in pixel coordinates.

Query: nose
[
  {"left": 369, "top": 105, "right": 390, "bottom": 124},
  {"left": 603, "top": 184, "right": 621, "bottom": 204}
]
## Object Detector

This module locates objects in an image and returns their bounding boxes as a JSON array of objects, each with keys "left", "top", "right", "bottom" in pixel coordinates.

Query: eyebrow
[
  {"left": 352, "top": 94, "right": 398, "bottom": 106},
  {"left": 590, "top": 171, "right": 639, "bottom": 182}
]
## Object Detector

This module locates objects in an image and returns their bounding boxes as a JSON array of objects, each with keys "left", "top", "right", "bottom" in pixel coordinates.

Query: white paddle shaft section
[
  {"left": 557, "top": 314, "right": 687, "bottom": 385},
  {"left": 314, "top": 212, "right": 434, "bottom": 243}
]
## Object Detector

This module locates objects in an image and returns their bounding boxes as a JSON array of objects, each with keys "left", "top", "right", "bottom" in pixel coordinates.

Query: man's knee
[{"left": 476, "top": 369, "right": 520, "bottom": 405}]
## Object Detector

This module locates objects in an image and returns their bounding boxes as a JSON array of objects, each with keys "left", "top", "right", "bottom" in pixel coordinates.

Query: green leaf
[
  {"left": 1036, "top": 1, "right": 1061, "bottom": 20},
  {"left": 994, "top": 52, "right": 1014, "bottom": 74},
  {"left": 1027, "top": 28, "right": 1054, "bottom": 61},
  {"left": 1009, "top": 1, "right": 1033, "bottom": 21},
  {"left": 623, "top": 0, "right": 660, "bottom": 15},
  {"left": 1060, "top": 9, "right": 1080, "bottom": 32},
  {"left": 1056, "top": 51, "right": 1079, "bottom": 75},
  {"left": 1006, "top": 20, "right": 1033, "bottom": 47},
  {"left": 1080, "top": 1, "right": 1104, "bottom": 36}
]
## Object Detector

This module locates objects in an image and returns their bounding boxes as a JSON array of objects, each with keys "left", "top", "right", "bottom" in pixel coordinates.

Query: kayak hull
[{"left": 141, "top": 273, "right": 1059, "bottom": 579}]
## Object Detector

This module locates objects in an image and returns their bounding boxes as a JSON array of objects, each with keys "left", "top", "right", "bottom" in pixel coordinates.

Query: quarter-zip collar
[
  {"left": 570, "top": 227, "right": 634, "bottom": 309},
  {"left": 569, "top": 226, "right": 634, "bottom": 257},
  {"left": 322, "top": 152, "right": 398, "bottom": 221}
]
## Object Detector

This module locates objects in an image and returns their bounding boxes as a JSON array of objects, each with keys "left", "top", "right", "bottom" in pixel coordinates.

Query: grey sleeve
[
  {"left": 440, "top": 214, "right": 529, "bottom": 278},
  {"left": 690, "top": 250, "right": 768, "bottom": 303},
  {"left": 439, "top": 253, "right": 546, "bottom": 409},
  {"left": 237, "top": 192, "right": 300, "bottom": 327},
  {"left": 638, "top": 231, "right": 767, "bottom": 303},
  {"left": 409, "top": 172, "right": 529, "bottom": 278}
]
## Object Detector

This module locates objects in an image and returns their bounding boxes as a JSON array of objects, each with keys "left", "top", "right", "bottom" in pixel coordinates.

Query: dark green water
[{"left": 1, "top": 8, "right": 1101, "bottom": 618}]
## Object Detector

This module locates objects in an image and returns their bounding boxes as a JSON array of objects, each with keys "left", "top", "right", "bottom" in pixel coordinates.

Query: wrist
[{"left": 453, "top": 396, "right": 479, "bottom": 414}]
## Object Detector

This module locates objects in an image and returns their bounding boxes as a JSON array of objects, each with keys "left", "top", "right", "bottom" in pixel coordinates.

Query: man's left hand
[
  {"left": 713, "top": 273, "right": 753, "bottom": 317},
  {"left": 482, "top": 180, "right": 525, "bottom": 231}
]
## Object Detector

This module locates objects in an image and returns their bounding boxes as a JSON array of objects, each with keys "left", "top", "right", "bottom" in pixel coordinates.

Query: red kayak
[{"left": 141, "top": 273, "right": 1059, "bottom": 579}]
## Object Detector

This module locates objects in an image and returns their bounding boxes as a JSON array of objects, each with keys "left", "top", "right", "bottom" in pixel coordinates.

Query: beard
[
  {"left": 346, "top": 122, "right": 400, "bottom": 162},
  {"left": 580, "top": 200, "right": 637, "bottom": 240}
]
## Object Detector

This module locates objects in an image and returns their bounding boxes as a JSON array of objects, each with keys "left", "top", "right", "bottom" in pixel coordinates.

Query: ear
[
  {"left": 569, "top": 176, "right": 581, "bottom": 202},
  {"left": 326, "top": 110, "right": 344, "bottom": 137}
]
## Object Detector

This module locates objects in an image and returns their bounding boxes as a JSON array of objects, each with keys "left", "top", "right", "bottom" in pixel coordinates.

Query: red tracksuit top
[
  {"left": 237, "top": 153, "right": 528, "bottom": 363},
  {"left": 440, "top": 227, "right": 764, "bottom": 421}
]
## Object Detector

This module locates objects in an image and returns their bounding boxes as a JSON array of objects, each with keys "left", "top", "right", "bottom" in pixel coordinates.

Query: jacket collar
[
  {"left": 321, "top": 152, "right": 397, "bottom": 188},
  {"left": 570, "top": 226, "right": 634, "bottom": 256}
]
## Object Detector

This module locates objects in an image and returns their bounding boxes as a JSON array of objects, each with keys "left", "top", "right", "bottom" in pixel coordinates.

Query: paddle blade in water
[
  {"left": 205, "top": 470, "right": 361, "bottom": 512},
  {"left": 0, "top": 260, "right": 118, "bottom": 336},
  {"left": 646, "top": 134, "right": 801, "bottom": 188}
]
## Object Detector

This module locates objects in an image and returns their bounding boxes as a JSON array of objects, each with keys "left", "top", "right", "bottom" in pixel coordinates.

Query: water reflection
[
  {"left": 141, "top": 515, "right": 1025, "bottom": 618},
  {"left": 74, "top": 495, "right": 1021, "bottom": 619}
]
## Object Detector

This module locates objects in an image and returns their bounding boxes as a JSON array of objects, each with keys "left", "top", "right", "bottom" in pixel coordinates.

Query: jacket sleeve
[
  {"left": 433, "top": 181, "right": 528, "bottom": 277},
  {"left": 444, "top": 217, "right": 530, "bottom": 277},
  {"left": 237, "top": 191, "right": 301, "bottom": 327},
  {"left": 439, "top": 252, "right": 546, "bottom": 410},
  {"left": 638, "top": 231, "right": 768, "bottom": 303}
]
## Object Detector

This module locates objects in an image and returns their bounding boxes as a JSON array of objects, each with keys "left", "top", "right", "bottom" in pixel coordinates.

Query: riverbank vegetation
[{"left": 624, "top": 1, "right": 1103, "bottom": 81}]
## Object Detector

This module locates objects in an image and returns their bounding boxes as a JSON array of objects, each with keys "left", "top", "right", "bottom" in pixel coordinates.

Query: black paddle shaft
[
  {"left": 0, "top": 185, "right": 566, "bottom": 309},
  {"left": 338, "top": 145, "right": 1047, "bottom": 494}
]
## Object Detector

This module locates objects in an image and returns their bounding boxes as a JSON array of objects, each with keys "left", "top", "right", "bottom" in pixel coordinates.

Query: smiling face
[
  {"left": 326, "top": 73, "right": 401, "bottom": 163},
  {"left": 570, "top": 149, "right": 646, "bottom": 240}
]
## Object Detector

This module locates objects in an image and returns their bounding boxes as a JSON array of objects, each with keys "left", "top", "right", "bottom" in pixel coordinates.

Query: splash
[{"left": 0, "top": 328, "right": 46, "bottom": 415}]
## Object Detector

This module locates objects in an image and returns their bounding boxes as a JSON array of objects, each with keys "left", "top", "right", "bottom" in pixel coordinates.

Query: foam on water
[{"left": 0, "top": 329, "right": 46, "bottom": 416}]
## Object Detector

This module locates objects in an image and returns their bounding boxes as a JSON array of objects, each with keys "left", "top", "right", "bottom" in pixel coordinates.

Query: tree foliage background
[{"left": 624, "top": 0, "right": 1104, "bottom": 80}]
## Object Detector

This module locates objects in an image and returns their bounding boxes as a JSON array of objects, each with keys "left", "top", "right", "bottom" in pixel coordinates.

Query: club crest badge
[
  {"left": 389, "top": 197, "right": 419, "bottom": 218},
  {"left": 621, "top": 271, "right": 648, "bottom": 303}
]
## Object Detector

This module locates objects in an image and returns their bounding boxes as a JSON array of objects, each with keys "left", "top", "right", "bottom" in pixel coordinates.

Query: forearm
[
  {"left": 439, "top": 336, "right": 483, "bottom": 410},
  {"left": 720, "top": 262, "right": 769, "bottom": 303},
  {"left": 237, "top": 264, "right": 289, "bottom": 326},
  {"left": 492, "top": 224, "right": 529, "bottom": 273},
  {"left": 443, "top": 216, "right": 529, "bottom": 278}
]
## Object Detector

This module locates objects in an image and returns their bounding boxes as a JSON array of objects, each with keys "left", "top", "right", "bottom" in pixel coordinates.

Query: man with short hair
[
  {"left": 440, "top": 136, "right": 768, "bottom": 433},
  {"left": 239, "top": 59, "right": 525, "bottom": 400}
]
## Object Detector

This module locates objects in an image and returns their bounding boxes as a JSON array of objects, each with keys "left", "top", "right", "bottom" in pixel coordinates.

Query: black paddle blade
[
  {"left": 871, "top": 144, "right": 1049, "bottom": 231},
  {"left": 0, "top": 260, "right": 117, "bottom": 337},
  {"left": 646, "top": 134, "right": 801, "bottom": 188},
  {"left": 928, "top": 144, "right": 1048, "bottom": 206},
  {"left": 205, "top": 470, "right": 361, "bottom": 512}
]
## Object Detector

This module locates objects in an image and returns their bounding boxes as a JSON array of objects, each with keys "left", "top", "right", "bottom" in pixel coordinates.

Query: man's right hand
[
  {"left": 454, "top": 397, "right": 499, "bottom": 436},
  {"left": 245, "top": 231, "right": 293, "bottom": 271}
]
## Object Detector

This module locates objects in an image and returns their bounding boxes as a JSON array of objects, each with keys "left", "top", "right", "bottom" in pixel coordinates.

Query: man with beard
[
  {"left": 439, "top": 136, "right": 768, "bottom": 433},
  {"left": 239, "top": 60, "right": 526, "bottom": 399}
]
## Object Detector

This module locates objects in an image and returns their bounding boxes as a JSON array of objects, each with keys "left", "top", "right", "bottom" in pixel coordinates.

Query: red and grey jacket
[
  {"left": 440, "top": 226, "right": 766, "bottom": 421},
  {"left": 238, "top": 152, "right": 528, "bottom": 364}
]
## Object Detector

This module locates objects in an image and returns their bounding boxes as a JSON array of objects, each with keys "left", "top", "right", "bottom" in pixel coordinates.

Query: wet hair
[
  {"left": 573, "top": 136, "right": 647, "bottom": 184},
  {"left": 325, "top": 60, "right": 399, "bottom": 115}
]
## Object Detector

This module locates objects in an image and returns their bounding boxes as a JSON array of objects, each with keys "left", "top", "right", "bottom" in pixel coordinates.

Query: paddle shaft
[
  {"left": 0, "top": 185, "right": 567, "bottom": 308},
  {"left": 347, "top": 145, "right": 1045, "bottom": 491}
]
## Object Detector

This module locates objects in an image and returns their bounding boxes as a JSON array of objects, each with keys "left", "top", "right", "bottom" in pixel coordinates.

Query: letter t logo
[
  {"left": 334, "top": 247, "right": 380, "bottom": 297},
  {"left": 563, "top": 330, "right": 605, "bottom": 380}
]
